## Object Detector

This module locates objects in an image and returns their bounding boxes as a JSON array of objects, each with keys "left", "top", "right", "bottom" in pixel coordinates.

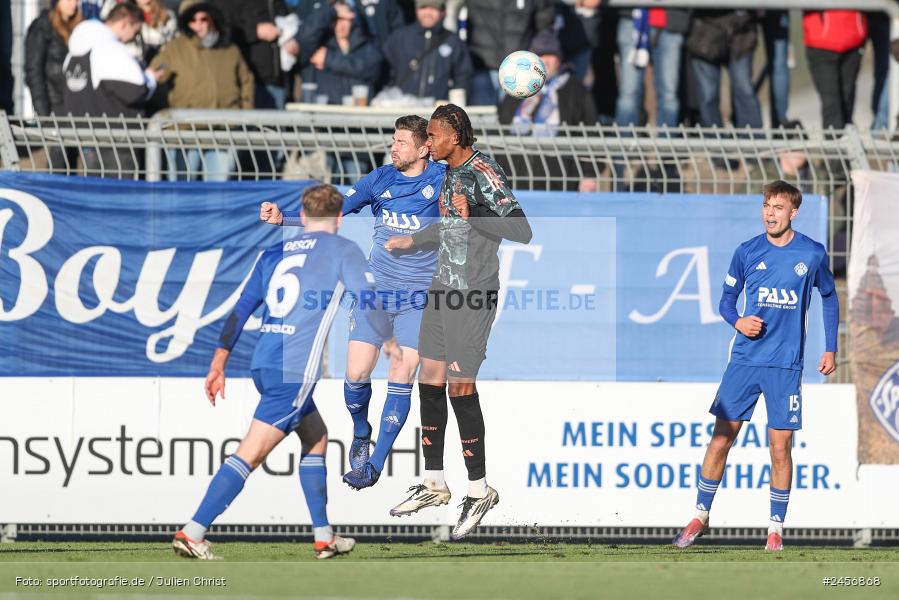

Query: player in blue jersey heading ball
[
  {"left": 673, "top": 180, "right": 839, "bottom": 552},
  {"left": 259, "top": 116, "right": 443, "bottom": 491},
  {"left": 173, "top": 184, "right": 400, "bottom": 561}
]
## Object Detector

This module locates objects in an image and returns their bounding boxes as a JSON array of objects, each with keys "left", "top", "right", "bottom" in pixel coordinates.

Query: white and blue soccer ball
[{"left": 498, "top": 50, "right": 546, "bottom": 99}]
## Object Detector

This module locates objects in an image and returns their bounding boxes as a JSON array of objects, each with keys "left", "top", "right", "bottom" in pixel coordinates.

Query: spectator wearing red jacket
[{"left": 803, "top": 10, "right": 867, "bottom": 129}]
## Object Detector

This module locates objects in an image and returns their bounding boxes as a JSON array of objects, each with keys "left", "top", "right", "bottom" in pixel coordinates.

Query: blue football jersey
[
  {"left": 343, "top": 162, "right": 443, "bottom": 291},
  {"left": 723, "top": 231, "right": 835, "bottom": 370},
  {"left": 219, "top": 231, "right": 388, "bottom": 380},
  {"left": 282, "top": 163, "right": 443, "bottom": 292}
]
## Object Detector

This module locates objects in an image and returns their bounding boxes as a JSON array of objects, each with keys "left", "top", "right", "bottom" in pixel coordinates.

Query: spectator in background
[
  {"left": 296, "top": 1, "right": 383, "bottom": 104},
  {"left": 134, "top": 0, "right": 179, "bottom": 63},
  {"left": 498, "top": 31, "right": 597, "bottom": 191},
  {"left": 803, "top": 10, "right": 867, "bottom": 129},
  {"left": 101, "top": 0, "right": 178, "bottom": 65},
  {"left": 866, "top": 11, "right": 891, "bottom": 131},
  {"left": 591, "top": 5, "right": 617, "bottom": 124},
  {"left": 614, "top": 6, "right": 689, "bottom": 128},
  {"left": 213, "top": 0, "right": 294, "bottom": 109},
  {"left": 465, "top": 0, "right": 554, "bottom": 106},
  {"left": 296, "top": 0, "right": 406, "bottom": 49},
  {"left": 297, "top": 1, "right": 382, "bottom": 180},
  {"left": 79, "top": 0, "right": 105, "bottom": 20},
  {"left": 382, "top": 0, "right": 471, "bottom": 101},
  {"left": 761, "top": 10, "right": 792, "bottom": 128},
  {"left": 151, "top": 0, "right": 253, "bottom": 181},
  {"left": 26, "top": 0, "right": 83, "bottom": 117},
  {"left": 686, "top": 10, "right": 762, "bottom": 129},
  {"left": 555, "top": 0, "right": 601, "bottom": 86},
  {"left": 1, "top": 0, "right": 12, "bottom": 114},
  {"left": 63, "top": 3, "right": 161, "bottom": 176}
]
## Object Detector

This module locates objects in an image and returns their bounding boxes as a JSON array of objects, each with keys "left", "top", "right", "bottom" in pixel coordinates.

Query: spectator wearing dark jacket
[
  {"left": 295, "top": 1, "right": 383, "bottom": 104},
  {"left": 498, "top": 32, "right": 597, "bottom": 191},
  {"left": 382, "top": 0, "right": 471, "bottom": 101},
  {"left": 685, "top": 10, "right": 762, "bottom": 129},
  {"left": 212, "top": 0, "right": 293, "bottom": 108},
  {"left": 297, "top": 0, "right": 406, "bottom": 49},
  {"left": 465, "top": 0, "right": 554, "bottom": 105},
  {"left": 26, "top": 0, "right": 83, "bottom": 116},
  {"left": 555, "top": 0, "right": 601, "bottom": 85}
]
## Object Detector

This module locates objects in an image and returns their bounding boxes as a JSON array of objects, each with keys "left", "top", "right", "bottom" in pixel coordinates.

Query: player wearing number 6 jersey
[
  {"left": 673, "top": 180, "right": 839, "bottom": 552},
  {"left": 173, "top": 184, "right": 400, "bottom": 561}
]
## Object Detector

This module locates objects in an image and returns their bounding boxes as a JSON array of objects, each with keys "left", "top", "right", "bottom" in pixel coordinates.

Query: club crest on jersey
[
  {"left": 794, "top": 262, "right": 808, "bottom": 277},
  {"left": 422, "top": 184, "right": 435, "bottom": 199},
  {"left": 381, "top": 209, "right": 421, "bottom": 230},
  {"left": 757, "top": 287, "right": 799, "bottom": 307},
  {"left": 869, "top": 360, "right": 899, "bottom": 443}
]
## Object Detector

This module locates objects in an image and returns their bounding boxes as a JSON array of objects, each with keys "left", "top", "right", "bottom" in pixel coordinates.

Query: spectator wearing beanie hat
[{"left": 150, "top": 0, "right": 253, "bottom": 180}]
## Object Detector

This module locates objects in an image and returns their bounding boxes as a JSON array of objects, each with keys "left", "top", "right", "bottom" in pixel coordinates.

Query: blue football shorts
[
  {"left": 251, "top": 368, "right": 318, "bottom": 433},
  {"left": 710, "top": 363, "right": 803, "bottom": 430},
  {"left": 348, "top": 289, "right": 428, "bottom": 350}
]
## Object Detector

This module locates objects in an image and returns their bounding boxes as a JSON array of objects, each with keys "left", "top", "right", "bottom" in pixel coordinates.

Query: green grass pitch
[{"left": 1, "top": 541, "right": 898, "bottom": 599}]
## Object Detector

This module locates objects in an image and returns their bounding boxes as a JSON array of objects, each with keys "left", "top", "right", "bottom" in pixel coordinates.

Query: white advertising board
[{"left": 1, "top": 379, "right": 895, "bottom": 528}]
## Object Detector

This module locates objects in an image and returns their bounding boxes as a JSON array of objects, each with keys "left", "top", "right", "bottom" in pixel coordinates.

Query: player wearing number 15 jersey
[
  {"left": 673, "top": 180, "right": 839, "bottom": 552},
  {"left": 173, "top": 185, "right": 400, "bottom": 561}
]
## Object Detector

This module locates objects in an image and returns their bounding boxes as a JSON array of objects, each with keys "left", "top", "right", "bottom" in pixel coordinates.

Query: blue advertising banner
[
  {"left": 0, "top": 173, "right": 828, "bottom": 381},
  {"left": 0, "top": 173, "right": 307, "bottom": 376}
]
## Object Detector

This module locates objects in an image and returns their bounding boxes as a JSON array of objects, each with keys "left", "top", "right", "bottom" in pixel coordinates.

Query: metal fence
[{"left": 2, "top": 109, "right": 897, "bottom": 381}]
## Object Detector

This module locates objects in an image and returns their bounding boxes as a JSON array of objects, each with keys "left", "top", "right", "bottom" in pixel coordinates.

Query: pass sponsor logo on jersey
[
  {"left": 870, "top": 360, "right": 899, "bottom": 443},
  {"left": 756, "top": 286, "right": 799, "bottom": 309},
  {"left": 382, "top": 209, "right": 421, "bottom": 230}
]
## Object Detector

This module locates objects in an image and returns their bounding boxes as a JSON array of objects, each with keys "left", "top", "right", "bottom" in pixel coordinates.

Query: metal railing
[
  {"left": 4, "top": 522, "right": 894, "bottom": 546},
  {"left": 3, "top": 109, "right": 894, "bottom": 382}
]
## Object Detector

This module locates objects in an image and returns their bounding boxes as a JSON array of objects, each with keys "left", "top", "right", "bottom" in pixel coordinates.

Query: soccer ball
[{"left": 498, "top": 51, "right": 546, "bottom": 99}]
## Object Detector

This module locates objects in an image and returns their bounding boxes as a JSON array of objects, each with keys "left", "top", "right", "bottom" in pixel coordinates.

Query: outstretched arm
[{"left": 467, "top": 202, "right": 533, "bottom": 243}]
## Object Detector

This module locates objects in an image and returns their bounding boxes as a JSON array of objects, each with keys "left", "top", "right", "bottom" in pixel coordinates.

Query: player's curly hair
[{"left": 430, "top": 103, "right": 477, "bottom": 148}]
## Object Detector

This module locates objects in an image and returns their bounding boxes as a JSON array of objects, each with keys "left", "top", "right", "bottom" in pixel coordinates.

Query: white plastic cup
[
  {"left": 300, "top": 82, "right": 318, "bottom": 102},
  {"left": 314, "top": 94, "right": 329, "bottom": 105},
  {"left": 448, "top": 88, "right": 466, "bottom": 107},
  {"left": 342, "top": 95, "right": 355, "bottom": 106},
  {"left": 352, "top": 85, "right": 369, "bottom": 106}
]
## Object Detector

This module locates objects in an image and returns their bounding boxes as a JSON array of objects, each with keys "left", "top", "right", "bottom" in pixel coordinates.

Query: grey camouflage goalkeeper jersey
[{"left": 411, "top": 151, "right": 532, "bottom": 290}]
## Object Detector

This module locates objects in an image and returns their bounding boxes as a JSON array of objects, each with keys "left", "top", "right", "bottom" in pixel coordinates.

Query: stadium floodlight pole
[{"left": 607, "top": 0, "right": 899, "bottom": 132}]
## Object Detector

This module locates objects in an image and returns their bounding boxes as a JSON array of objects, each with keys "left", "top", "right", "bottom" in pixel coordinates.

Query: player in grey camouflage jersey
[{"left": 385, "top": 104, "right": 532, "bottom": 539}]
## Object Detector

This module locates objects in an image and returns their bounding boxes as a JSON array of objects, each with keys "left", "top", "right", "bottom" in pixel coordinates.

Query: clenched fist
[
  {"left": 260, "top": 202, "right": 282, "bottom": 225},
  {"left": 735, "top": 315, "right": 764, "bottom": 338}
]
